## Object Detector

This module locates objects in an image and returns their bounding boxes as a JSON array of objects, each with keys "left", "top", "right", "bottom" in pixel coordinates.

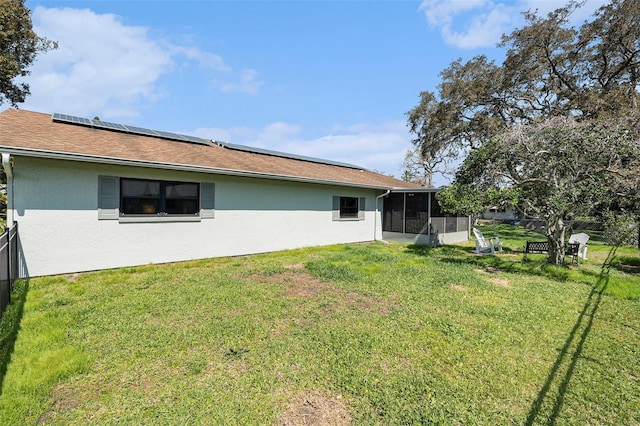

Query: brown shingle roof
[{"left": 0, "top": 109, "right": 422, "bottom": 190}]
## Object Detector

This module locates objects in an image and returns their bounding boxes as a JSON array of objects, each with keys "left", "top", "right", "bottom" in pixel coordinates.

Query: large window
[
  {"left": 120, "top": 178, "right": 199, "bottom": 216},
  {"left": 99, "top": 175, "right": 213, "bottom": 221}
]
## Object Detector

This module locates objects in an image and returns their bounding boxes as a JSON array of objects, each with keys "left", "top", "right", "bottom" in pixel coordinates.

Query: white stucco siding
[{"left": 10, "top": 157, "right": 384, "bottom": 277}]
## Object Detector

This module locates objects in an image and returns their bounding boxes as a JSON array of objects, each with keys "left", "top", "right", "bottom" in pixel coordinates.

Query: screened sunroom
[{"left": 382, "top": 189, "right": 470, "bottom": 246}]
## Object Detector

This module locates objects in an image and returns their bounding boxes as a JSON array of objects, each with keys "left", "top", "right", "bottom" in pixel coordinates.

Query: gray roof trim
[{"left": 0, "top": 146, "right": 398, "bottom": 190}]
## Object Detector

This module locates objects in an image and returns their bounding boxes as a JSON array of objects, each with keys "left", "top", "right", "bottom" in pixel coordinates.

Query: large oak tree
[
  {"left": 438, "top": 113, "right": 640, "bottom": 264},
  {"left": 406, "top": 0, "right": 639, "bottom": 186},
  {"left": 407, "top": 0, "right": 640, "bottom": 263}
]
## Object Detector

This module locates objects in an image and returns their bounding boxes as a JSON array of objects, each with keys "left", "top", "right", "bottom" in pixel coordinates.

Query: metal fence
[{"left": 0, "top": 223, "right": 18, "bottom": 319}]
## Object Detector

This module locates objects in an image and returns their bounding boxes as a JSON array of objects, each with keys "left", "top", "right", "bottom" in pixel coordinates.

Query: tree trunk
[{"left": 546, "top": 215, "right": 566, "bottom": 265}]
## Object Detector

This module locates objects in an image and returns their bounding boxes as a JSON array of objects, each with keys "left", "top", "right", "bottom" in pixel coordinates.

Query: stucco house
[{"left": 0, "top": 109, "right": 469, "bottom": 277}]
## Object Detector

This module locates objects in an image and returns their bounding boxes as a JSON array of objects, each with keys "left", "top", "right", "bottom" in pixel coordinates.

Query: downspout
[
  {"left": 1, "top": 153, "right": 13, "bottom": 228},
  {"left": 374, "top": 190, "right": 390, "bottom": 242}
]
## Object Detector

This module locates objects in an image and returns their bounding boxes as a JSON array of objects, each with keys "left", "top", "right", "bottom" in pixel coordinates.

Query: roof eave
[{"left": 0, "top": 146, "right": 400, "bottom": 191}]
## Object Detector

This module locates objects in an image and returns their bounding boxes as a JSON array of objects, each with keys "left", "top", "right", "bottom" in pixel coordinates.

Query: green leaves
[
  {"left": 0, "top": 0, "right": 57, "bottom": 106},
  {"left": 443, "top": 112, "right": 640, "bottom": 264},
  {"left": 406, "top": 0, "right": 640, "bottom": 187}
]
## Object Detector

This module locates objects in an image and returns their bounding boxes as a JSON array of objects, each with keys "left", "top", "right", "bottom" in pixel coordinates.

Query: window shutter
[
  {"left": 358, "top": 197, "right": 366, "bottom": 220},
  {"left": 98, "top": 176, "right": 119, "bottom": 220},
  {"left": 332, "top": 196, "right": 341, "bottom": 221},
  {"left": 200, "top": 182, "right": 215, "bottom": 219}
]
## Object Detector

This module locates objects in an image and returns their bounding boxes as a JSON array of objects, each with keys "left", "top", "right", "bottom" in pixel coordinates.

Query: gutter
[
  {"left": 374, "top": 189, "right": 391, "bottom": 242},
  {"left": 0, "top": 146, "right": 398, "bottom": 192}
]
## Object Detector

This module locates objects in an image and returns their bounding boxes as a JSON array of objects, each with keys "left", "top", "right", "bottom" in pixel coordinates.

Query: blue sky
[{"left": 13, "top": 0, "right": 605, "bottom": 185}]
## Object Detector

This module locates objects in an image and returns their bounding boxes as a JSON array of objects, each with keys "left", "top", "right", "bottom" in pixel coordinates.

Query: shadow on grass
[
  {"left": 0, "top": 280, "right": 29, "bottom": 394},
  {"left": 406, "top": 239, "right": 623, "bottom": 423},
  {"left": 610, "top": 256, "right": 640, "bottom": 274},
  {"left": 476, "top": 224, "right": 545, "bottom": 239},
  {"left": 524, "top": 246, "right": 616, "bottom": 425},
  {"left": 405, "top": 244, "right": 598, "bottom": 284}
]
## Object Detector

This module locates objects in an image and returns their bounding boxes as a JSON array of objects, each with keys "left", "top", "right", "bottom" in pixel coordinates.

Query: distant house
[
  {"left": 481, "top": 206, "right": 517, "bottom": 221},
  {"left": 0, "top": 109, "right": 469, "bottom": 277}
]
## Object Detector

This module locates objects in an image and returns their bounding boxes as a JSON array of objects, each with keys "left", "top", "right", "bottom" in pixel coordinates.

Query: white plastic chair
[
  {"left": 568, "top": 233, "right": 589, "bottom": 260},
  {"left": 472, "top": 228, "right": 503, "bottom": 254}
]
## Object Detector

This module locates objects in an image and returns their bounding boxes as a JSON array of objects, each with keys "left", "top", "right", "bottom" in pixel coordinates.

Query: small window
[
  {"left": 120, "top": 178, "right": 199, "bottom": 216},
  {"left": 332, "top": 196, "right": 366, "bottom": 221},
  {"left": 340, "top": 197, "right": 359, "bottom": 218}
]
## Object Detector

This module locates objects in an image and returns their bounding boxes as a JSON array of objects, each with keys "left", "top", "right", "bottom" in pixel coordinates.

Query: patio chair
[
  {"left": 472, "top": 227, "right": 503, "bottom": 255},
  {"left": 568, "top": 233, "right": 589, "bottom": 260}
]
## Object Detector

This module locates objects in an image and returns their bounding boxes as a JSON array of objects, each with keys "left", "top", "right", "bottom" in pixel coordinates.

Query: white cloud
[
  {"left": 23, "top": 7, "right": 172, "bottom": 119},
  {"left": 419, "top": 0, "right": 610, "bottom": 49},
  {"left": 440, "top": 3, "right": 514, "bottom": 48},
  {"left": 419, "top": 0, "right": 516, "bottom": 48},
  {"left": 420, "top": 0, "right": 488, "bottom": 27},
  {"left": 521, "top": 0, "right": 609, "bottom": 22},
  {"left": 18, "top": 6, "right": 261, "bottom": 120},
  {"left": 167, "top": 45, "right": 231, "bottom": 72},
  {"left": 190, "top": 120, "right": 414, "bottom": 179},
  {"left": 220, "top": 69, "right": 264, "bottom": 95}
]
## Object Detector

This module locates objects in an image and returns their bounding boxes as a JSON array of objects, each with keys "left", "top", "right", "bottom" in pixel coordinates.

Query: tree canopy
[
  {"left": 0, "top": 0, "right": 56, "bottom": 107},
  {"left": 408, "top": 0, "right": 640, "bottom": 264},
  {"left": 406, "top": 0, "right": 640, "bottom": 181},
  {"left": 438, "top": 113, "right": 640, "bottom": 263}
]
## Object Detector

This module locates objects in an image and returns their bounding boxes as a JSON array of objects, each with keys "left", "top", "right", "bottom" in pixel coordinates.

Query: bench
[{"left": 524, "top": 241, "right": 581, "bottom": 264}]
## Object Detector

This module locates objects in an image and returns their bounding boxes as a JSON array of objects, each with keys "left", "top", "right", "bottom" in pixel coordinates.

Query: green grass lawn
[{"left": 0, "top": 225, "right": 639, "bottom": 425}]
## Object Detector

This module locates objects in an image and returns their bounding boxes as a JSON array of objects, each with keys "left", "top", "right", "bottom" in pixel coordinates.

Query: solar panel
[
  {"left": 154, "top": 130, "right": 190, "bottom": 142},
  {"left": 52, "top": 112, "right": 212, "bottom": 150},
  {"left": 51, "top": 112, "right": 366, "bottom": 169},
  {"left": 183, "top": 135, "right": 212, "bottom": 145},
  {"left": 91, "top": 120, "right": 128, "bottom": 132},
  {"left": 121, "top": 125, "right": 161, "bottom": 138},
  {"left": 154, "top": 130, "right": 211, "bottom": 146},
  {"left": 52, "top": 113, "right": 92, "bottom": 126},
  {"left": 224, "top": 142, "right": 364, "bottom": 170},
  {"left": 52, "top": 113, "right": 211, "bottom": 146}
]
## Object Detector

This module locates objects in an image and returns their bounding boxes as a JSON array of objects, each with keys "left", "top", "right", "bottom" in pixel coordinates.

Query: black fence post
[{"left": 0, "top": 223, "right": 18, "bottom": 320}]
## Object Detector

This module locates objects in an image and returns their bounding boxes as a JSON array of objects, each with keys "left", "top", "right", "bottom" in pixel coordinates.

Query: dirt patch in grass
[
  {"left": 450, "top": 284, "right": 469, "bottom": 292},
  {"left": 249, "top": 271, "right": 390, "bottom": 315},
  {"left": 285, "top": 273, "right": 328, "bottom": 298},
  {"left": 248, "top": 271, "right": 326, "bottom": 297},
  {"left": 474, "top": 267, "right": 511, "bottom": 287},
  {"left": 488, "top": 277, "right": 511, "bottom": 288},
  {"left": 278, "top": 392, "right": 351, "bottom": 426},
  {"left": 340, "top": 290, "right": 390, "bottom": 315},
  {"left": 285, "top": 263, "right": 305, "bottom": 270},
  {"left": 37, "top": 384, "right": 84, "bottom": 424}
]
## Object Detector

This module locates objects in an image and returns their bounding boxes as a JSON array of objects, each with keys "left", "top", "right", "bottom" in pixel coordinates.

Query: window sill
[
  {"left": 119, "top": 216, "right": 201, "bottom": 223},
  {"left": 334, "top": 217, "right": 363, "bottom": 222}
]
